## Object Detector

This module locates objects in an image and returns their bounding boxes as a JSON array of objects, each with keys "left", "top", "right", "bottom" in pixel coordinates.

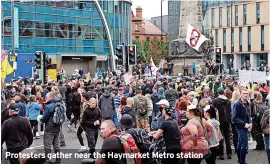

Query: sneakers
[
  {"left": 78, "top": 146, "right": 87, "bottom": 153},
  {"left": 40, "top": 131, "right": 44, "bottom": 136},
  {"left": 67, "top": 124, "right": 72, "bottom": 131}
]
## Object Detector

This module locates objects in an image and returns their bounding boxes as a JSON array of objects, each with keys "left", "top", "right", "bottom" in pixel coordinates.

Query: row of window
[
  {"left": 13, "top": 1, "right": 129, "bottom": 15},
  {"left": 212, "top": 2, "right": 260, "bottom": 28},
  {"left": 215, "top": 25, "right": 265, "bottom": 52}
]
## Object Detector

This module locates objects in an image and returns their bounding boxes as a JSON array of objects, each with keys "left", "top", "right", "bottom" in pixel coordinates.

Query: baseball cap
[
  {"left": 217, "top": 87, "right": 224, "bottom": 94},
  {"left": 9, "top": 103, "right": 20, "bottom": 112},
  {"left": 203, "top": 105, "right": 211, "bottom": 112},
  {"left": 156, "top": 99, "right": 170, "bottom": 107}
]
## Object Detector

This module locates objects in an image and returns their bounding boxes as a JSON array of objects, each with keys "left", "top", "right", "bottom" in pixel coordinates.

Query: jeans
[
  {"left": 205, "top": 146, "right": 218, "bottom": 164},
  {"left": 264, "top": 136, "right": 270, "bottom": 163},
  {"left": 43, "top": 131, "right": 60, "bottom": 162},
  {"left": 219, "top": 123, "right": 232, "bottom": 157},
  {"left": 236, "top": 129, "right": 248, "bottom": 164},
  {"left": 85, "top": 128, "right": 98, "bottom": 153},
  {"left": 30, "top": 120, "right": 38, "bottom": 137},
  {"left": 77, "top": 125, "right": 85, "bottom": 146},
  {"left": 184, "top": 69, "right": 188, "bottom": 76}
]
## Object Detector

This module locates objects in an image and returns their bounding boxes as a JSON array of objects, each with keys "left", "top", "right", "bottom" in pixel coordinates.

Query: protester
[
  {"left": 2, "top": 103, "right": 33, "bottom": 164},
  {"left": 232, "top": 88, "right": 251, "bottom": 164},
  {"left": 26, "top": 95, "right": 42, "bottom": 139}
]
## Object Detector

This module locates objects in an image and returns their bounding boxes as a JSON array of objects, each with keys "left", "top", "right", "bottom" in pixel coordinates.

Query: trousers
[{"left": 236, "top": 129, "right": 248, "bottom": 164}]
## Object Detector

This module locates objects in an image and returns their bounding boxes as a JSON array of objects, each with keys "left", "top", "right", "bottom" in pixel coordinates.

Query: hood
[
  {"left": 45, "top": 99, "right": 57, "bottom": 105},
  {"left": 103, "top": 93, "right": 111, "bottom": 98},
  {"left": 54, "top": 94, "right": 63, "bottom": 102},
  {"left": 121, "top": 106, "right": 133, "bottom": 115},
  {"left": 158, "top": 87, "right": 165, "bottom": 94},
  {"left": 213, "top": 95, "right": 228, "bottom": 104},
  {"left": 210, "top": 119, "right": 220, "bottom": 128},
  {"left": 152, "top": 92, "right": 160, "bottom": 99}
]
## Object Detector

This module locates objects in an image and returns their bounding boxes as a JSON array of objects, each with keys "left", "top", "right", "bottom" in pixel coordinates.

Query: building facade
[
  {"left": 167, "top": 0, "right": 181, "bottom": 53},
  {"left": 2, "top": 1, "right": 132, "bottom": 80},
  {"left": 150, "top": 15, "right": 168, "bottom": 34},
  {"left": 132, "top": 7, "right": 166, "bottom": 41},
  {"left": 204, "top": 0, "right": 269, "bottom": 70}
]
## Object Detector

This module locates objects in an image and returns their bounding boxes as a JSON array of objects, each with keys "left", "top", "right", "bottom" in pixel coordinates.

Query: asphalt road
[{"left": 2, "top": 121, "right": 268, "bottom": 164}]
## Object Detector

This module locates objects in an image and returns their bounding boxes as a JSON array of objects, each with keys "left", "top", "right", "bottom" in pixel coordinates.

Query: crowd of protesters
[{"left": 1, "top": 67, "right": 270, "bottom": 164}]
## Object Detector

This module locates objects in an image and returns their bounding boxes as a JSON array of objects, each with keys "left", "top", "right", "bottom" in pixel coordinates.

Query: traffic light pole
[
  {"left": 42, "top": 53, "right": 46, "bottom": 84},
  {"left": 125, "top": 45, "right": 129, "bottom": 72}
]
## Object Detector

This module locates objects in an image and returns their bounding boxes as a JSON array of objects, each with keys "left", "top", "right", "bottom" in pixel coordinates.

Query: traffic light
[
  {"left": 116, "top": 45, "right": 124, "bottom": 66},
  {"left": 34, "top": 51, "right": 42, "bottom": 69},
  {"left": 215, "top": 47, "right": 222, "bottom": 64},
  {"left": 128, "top": 45, "right": 136, "bottom": 65}
]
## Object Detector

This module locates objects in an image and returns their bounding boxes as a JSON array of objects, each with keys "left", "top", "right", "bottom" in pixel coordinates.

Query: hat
[
  {"left": 156, "top": 99, "right": 170, "bottom": 107},
  {"left": 136, "top": 85, "right": 142, "bottom": 91},
  {"left": 217, "top": 87, "right": 224, "bottom": 94},
  {"left": 9, "top": 103, "right": 20, "bottom": 112},
  {"left": 203, "top": 105, "right": 211, "bottom": 112},
  {"left": 119, "top": 114, "right": 134, "bottom": 129},
  {"left": 187, "top": 104, "right": 197, "bottom": 110}
]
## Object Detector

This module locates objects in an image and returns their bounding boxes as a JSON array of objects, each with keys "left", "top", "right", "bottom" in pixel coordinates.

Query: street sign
[{"left": 10, "top": 56, "right": 16, "bottom": 62}]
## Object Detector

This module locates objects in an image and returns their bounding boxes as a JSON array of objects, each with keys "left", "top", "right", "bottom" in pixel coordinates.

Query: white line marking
[{"left": 29, "top": 145, "right": 44, "bottom": 149}]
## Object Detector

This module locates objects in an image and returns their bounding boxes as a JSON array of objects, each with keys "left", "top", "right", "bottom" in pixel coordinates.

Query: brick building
[{"left": 132, "top": 7, "right": 167, "bottom": 41}]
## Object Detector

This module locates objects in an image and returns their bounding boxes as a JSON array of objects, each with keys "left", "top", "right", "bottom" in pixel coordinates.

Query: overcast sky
[{"left": 131, "top": 0, "right": 168, "bottom": 19}]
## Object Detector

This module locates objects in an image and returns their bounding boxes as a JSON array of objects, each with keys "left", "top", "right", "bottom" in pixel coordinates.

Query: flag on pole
[
  {"left": 185, "top": 23, "right": 209, "bottom": 51},
  {"left": 1, "top": 50, "right": 14, "bottom": 79},
  {"left": 150, "top": 57, "right": 158, "bottom": 76}
]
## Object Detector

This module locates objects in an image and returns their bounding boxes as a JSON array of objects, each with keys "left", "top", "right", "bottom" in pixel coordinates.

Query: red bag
[{"left": 111, "top": 132, "right": 141, "bottom": 164}]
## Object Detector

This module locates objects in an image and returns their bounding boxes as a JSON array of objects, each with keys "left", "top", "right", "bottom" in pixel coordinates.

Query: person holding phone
[{"left": 81, "top": 97, "right": 102, "bottom": 156}]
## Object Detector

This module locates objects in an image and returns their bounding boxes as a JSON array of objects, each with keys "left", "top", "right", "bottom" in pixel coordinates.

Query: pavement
[{"left": 2, "top": 121, "right": 268, "bottom": 164}]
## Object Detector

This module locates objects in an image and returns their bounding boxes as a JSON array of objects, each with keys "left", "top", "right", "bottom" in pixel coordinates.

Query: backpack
[
  {"left": 52, "top": 102, "right": 66, "bottom": 125},
  {"left": 261, "top": 110, "right": 270, "bottom": 134},
  {"left": 163, "top": 63, "right": 168, "bottom": 69},
  {"left": 137, "top": 96, "right": 148, "bottom": 116},
  {"left": 111, "top": 132, "right": 141, "bottom": 164},
  {"left": 126, "top": 128, "right": 154, "bottom": 153}
]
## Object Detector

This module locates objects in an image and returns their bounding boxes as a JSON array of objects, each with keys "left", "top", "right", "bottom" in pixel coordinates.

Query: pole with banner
[{"left": 11, "top": 3, "right": 19, "bottom": 79}]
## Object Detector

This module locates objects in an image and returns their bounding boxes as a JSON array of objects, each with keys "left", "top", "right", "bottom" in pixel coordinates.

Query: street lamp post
[{"left": 161, "top": 0, "right": 164, "bottom": 40}]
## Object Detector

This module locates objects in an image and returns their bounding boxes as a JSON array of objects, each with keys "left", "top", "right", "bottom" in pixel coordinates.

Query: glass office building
[{"left": 2, "top": 1, "right": 132, "bottom": 80}]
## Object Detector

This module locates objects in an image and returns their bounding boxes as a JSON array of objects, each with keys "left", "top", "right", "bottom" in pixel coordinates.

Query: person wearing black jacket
[
  {"left": 2, "top": 103, "right": 33, "bottom": 164},
  {"left": 121, "top": 97, "right": 136, "bottom": 127},
  {"left": 81, "top": 97, "right": 101, "bottom": 155},
  {"left": 212, "top": 87, "right": 232, "bottom": 160},
  {"left": 68, "top": 87, "right": 81, "bottom": 130}
]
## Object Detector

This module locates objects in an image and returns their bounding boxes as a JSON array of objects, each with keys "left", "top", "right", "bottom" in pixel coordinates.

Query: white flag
[
  {"left": 150, "top": 57, "right": 158, "bottom": 76},
  {"left": 185, "top": 23, "right": 209, "bottom": 51}
]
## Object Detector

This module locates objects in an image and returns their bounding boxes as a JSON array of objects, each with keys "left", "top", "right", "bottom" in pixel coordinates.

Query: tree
[{"left": 132, "top": 37, "right": 169, "bottom": 65}]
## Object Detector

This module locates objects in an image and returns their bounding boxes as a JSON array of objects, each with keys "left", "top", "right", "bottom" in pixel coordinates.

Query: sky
[{"left": 131, "top": 0, "right": 168, "bottom": 20}]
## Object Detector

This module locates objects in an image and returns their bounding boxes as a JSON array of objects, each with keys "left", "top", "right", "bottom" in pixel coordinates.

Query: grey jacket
[
  {"left": 98, "top": 93, "right": 115, "bottom": 119},
  {"left": 206, "top": 119, "right": 220, "bottom": 148}
]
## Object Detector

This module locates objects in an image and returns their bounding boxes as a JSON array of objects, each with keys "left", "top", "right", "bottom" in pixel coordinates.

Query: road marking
[{"left": 29, "top": 145, "right": 44, "bottom": 149}]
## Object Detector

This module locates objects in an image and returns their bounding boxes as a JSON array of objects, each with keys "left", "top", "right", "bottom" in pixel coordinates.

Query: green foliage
[{"left": 132, "top": 37, "right": 168, "bottom": 64}]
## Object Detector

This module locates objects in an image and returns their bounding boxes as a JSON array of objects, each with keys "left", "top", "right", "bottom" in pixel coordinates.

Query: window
[
  {"left": 147, "top": 37, "right": 150, "bottom": 40},
  {"left": 211, "top": 8, "right": 215, "bottom": 28},
  {"left": 261, "top": 25, "right": 264, "bottom": 51},
  {"left": 256, "top": 2, "right": 260, "bottom": 23},
  {"left": 135, "top": 36, "right": 139, "bottom": 39},
  {"left": 248, "top": 26, "right": 251, "bottom": 51},
  {"left": 227, "top": 7, "right": 230, "bottom": 26},
  {"left": 215, "top": 29, "right": 218, "bottom": 47},
  {"left": 231, "top": 28, "right": 234, "bottom": 52},
  {"left": 135, "top": 24, "right": 139, "bottom": 31},
  {"left": 223, "top": 29, "right": 226, "bottom": 52},
  {"left": 235, "top": 5, "right": 238, "bottom": 26},
  {"left": 219, "top": 7, "right": 222, "bottom": 27},
  {"left": 243, "top": 4, "right": 247, "bottom": 25},
  {"left": 239, "top": 27, "right": 242, "bottom": 52},
  {"left": 154, "top": 20, "right": 157, "bottom": 26}
]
